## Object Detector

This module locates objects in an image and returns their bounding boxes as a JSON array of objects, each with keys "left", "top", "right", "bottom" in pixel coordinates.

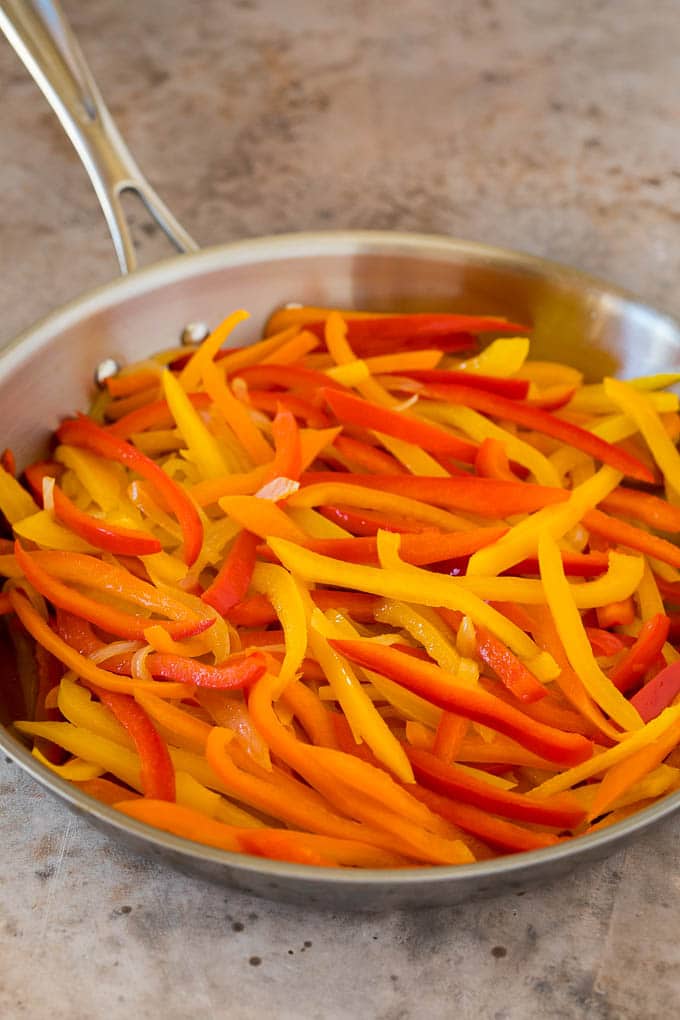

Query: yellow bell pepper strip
[
  {"left": 92, "top": 685, "right": 176, "bottom": 801},
  {"left": 583, "top": 507, "right": 680, "bottom": 571},
  {"left": 630, "top": 661, "right": 680, "bottom": 722},
  {"left": 16, "top": 719, "right": 145, "bottom": 789},
  {"left": 13, "top": 542, "right": 208, "bottom": 643},
  {"left": 218, "top": 495, "right": 307, "bottom": 544},
  {"left": 269, "top": 536, "right": 554, "bottom": 677},
  {"left": 246, "top": 676, "right": 474, "bottom": 864},
  {"left": 467, "top": 464, "right": 622, "bottom": 577},
  {"left": 322, "top": 388, "right": 479, "bottom": 464},
  {"left": 31, "top": 747, "right": 103, "bottom": 781},
  {"left": 373, "top": 431, "right": 453, "bottom": 478},
  {"left": 51, "top": 483, "right": 162, "bottom": 556},
  {"left": 537, "top": 531, "right": 643, "bottom": 732},
  {"left": 178, "top": 309, "right": 250, "bottom": 390},
  {"left": 410, "top": 785, "right": 558, "bottom": 854},
  {"left": 300, "top": 472, "right": 569, "bottom": 521},
  {"left": 309, "top": 608, "right": 414, "bottom": 781},
  {"left": 456, "top": 336, "right": 530, "bottom": 376},
  {"left": 134, "top": 691, "right": 212, "bottom": 754},
  {"left": 250, "top": 562, "right": 308, "bottom": 698},
  {"left": 406, "top": 747, "right": 585, "bottom": 829},
  {"left": 329, "top": 639, "right": 592, "bottom": 766},
  {"left": 301, "top": 525, "right": 507, "bottom": 567},
  {"left": 586, "top": 718, "right": 680, "bottom": 821},
  {"left": 323, "top": 312, "right": 398, "bottom": 408},
  {"left": 107, "top": 392, "right": 211, "bottom": 439},
  {"left": 13, "top": 510, "right": 99, "bottom": 553},
  {"left": 604, "top": 377, "right": 680, "bottom": 495},
  {"left": 298, "top": 426, "right": 343, "bottom": 470},
  {"left": 532, "top": 702, "right": 680, "bottom": 798},
  {"left": 201, "top": 530, "right": 259, "bottom": 615},
  {"left": 57, "top": 415, "right": 203, "bottom": 565},
  {"left": 374, "top": 600, "right": 470, "bottom": 677},
  {"left": 0, "top": 463, "right": 39, "bottom": 522},
  {"left": 201, "top": 359, "right": 273, "bottom": 466},
  {"left": 161, "top": 369, "right": 230, "bottom": 480},
  {"left": 420, "top": 380, "right": 654, "bottom": 483},
  {"left": 610, "top": 614, "right": 671, "bottom": 693},
  {"left": 8, "top": 590, "right": 188, "bottom": 698}
]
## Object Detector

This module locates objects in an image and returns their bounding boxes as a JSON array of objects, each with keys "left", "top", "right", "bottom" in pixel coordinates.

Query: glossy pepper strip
[
  {"left": 301, "top": 525, "right": 507, "bottom": 567},
  {"left": 473, "top": 625, "right": 548, "bottom": 704},
  {"left": 51, "top": 483, "right": 162, "bottom": 556},
  {"left": 328, "top": 639, "right": 592, "bottom": 766},
  {"left": 599, "top": 487, "right": 680, "bottom": 533},
  {"left": 201, "top": 530, "right": 259, "bottom": 615},
  {"left": 419, "top": 381, "right": 654, "bottom": 483},
  {"left": 321, "top": 389, "right": 479, "bottom": 464},
  {"left": 630, "top": 661, "right": 680, "bottom": 722},
  {"left": 395, "top": 368, "right": 530, "bottom": 399},
  {"left": 300, "top": 472, "right": 568, "bottom": 518},
  {"left": 406, "top": 747, "right": 585, "bottom": 828},
  {"left": 92, "top": 686, "right": 175, "bottom": 801},
  {"left": 610, "top": 614, "right": 671, "bottom": 693},
  {"left": 537, "top": 531, "right": 643, "bottom": 732},
  {"left": 13, "top": 542, "right": 205, "bottom": 643},
  {"left": 104, "top": 649, "right": 268, "bottom": 690},
  {"left": 604, "top": 377, "right": 680, "bottom": 494},
  {"left": 57, "top": 415, "right": 203, "bottom": 565},
  {"left": 583, "top": 507, "right": 680, "bottom": 570}
]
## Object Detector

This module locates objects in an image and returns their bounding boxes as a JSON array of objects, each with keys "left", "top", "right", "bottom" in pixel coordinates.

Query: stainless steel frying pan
[{"left": 2, "top": 0, "right": 680, "bottom": 911}]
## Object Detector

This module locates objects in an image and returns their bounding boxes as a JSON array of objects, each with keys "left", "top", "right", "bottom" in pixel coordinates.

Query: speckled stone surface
[{"left": 1, "top": 1, "right": 680, "bottom": 1017}]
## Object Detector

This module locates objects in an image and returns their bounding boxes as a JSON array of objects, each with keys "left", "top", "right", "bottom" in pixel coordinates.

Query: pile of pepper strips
[{"left": 3, "top": 305, "right": 680, "bottom": 868}]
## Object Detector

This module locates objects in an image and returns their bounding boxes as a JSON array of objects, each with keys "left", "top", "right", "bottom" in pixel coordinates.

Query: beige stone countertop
[{"left": 1, "top": 1, "right": 680, "bottom": 1017}]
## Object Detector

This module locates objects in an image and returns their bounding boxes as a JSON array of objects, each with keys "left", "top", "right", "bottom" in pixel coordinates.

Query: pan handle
[{"left": 0, "top": 0, "right": 198, "bottom": 274}]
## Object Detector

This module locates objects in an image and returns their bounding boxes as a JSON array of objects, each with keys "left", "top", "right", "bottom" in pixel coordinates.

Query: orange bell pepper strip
[
  {"left": 201, "top": 530, "right": 259, "bottom": 615},
  {"left": 115, "top": 798, "right": 243, "bottom": 852},
  {"left": 107, "top": 392, "right": 211, "bottom": 438},
  {"left": 73, "top": 776, "right": 141, "bottom": 806},
  {"left": 318, "top": 504, "right": 437, "bottom": 536},
  {"left": 599, "top": 487, "right": 680, "bottom": 533},
  {"left": 105, "top": 368, "right": 160, "bottom": 398},
  {"left": 13, "top": 542, "right": 207, "bottom": 642},
  {"left": 280, "top": 678, "right": 339, "bottom": 749},
  {"left": 201, "top": 360, "right": 274, "bottom": 465},
  {"left": 237, "top": 828, "right": 407, "bottom": 868},
  {"left": 245, "top": 389, "right": 331, "bottom": 429},
  {"left": 329, "top": 639, "right": 592, "bottom": 766},
  {"left": 583, "top": 507, "right": 680, "bottom": 571},
  {"left": 432, "top": 712, "right": 468, "bottom": 764},
  {"left": 8, "top": 589, "right": 187, "bottom": 698},
  {"left": 410, "top": 786, "right": 559, "bottom": 854},
  {"left": 217, "top": 496, "right": 308, "bottom": 544},
  {"left": 24, "top": 460, "right": 61, "bottom": 503},
  {"left": 398, "top": 368, "right": 530, "bottom": 399},
  {"left": 596, "top": 598, "right": 636, "bottom": 629},
  {"left": 610, "top": 614, "right": 671, "bottom": 694},
  {"left": 419, "top": 381, "right": 654, "bottom": 483},
  {"left": 92, "top": 686, "right": 175, "bottom": 801},
  {"left": 51, "top": 484, "right": 162, "bottom": 556},
  {"left": 232, "top": 362, "right": 347, "bottom": 394},
  {"left": 630, "top": 661, "right": 680, "bottom": 722},
  {"left": 301, "top": 471, "right": 568, "bottom": 518},
  {"left": 57, "top": 415, "right": 203, "bottom": 564},
  {"left": 406, "top": 746, "right": 585, "bottom": 829},
  {"left": 301, "top": 525, "right": 507, "bottom": 567},
  {"left": 134, "top": 691, "right": 212, "bottom": 754},
  {"left": 474, "top": 437, "right": 519, "bottom": 481},
  {"left": 321, "top": 389, "right": 479, "bottom": 464},
  {"left": 263, "top": 408, "right": 302, "bottom": 483}
]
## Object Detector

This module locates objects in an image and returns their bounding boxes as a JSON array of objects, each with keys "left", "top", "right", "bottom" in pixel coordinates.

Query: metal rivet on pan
[
  {"left": 94, "top": 357, "right": 121, "bottom": 388},
  {"left": 181, "top": 322, "right": 210, "bottom": 345}
]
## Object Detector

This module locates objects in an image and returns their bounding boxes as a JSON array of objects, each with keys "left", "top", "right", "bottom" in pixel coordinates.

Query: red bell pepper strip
[
  {"left": 305, "top": 313, "right": 528, "bottom": 346},
  {"left": 506, "top": 551, "right": 609, "bottom": 579},
  {"left": 583, "top": 508, "right": 680, "bottom": 571},
  {"left": 14, "top": 542, "right": 209, "bottom": 642},
  {"left": 329, "top": 639, "right": 593, "bottom": 766},
  {"left": 201, "top": 530, "right": 259, "bottom": 615},
  {"left": 23, "top": 460, "right": 60, "bottom": 504},
  {"left": 585, "top": 627, "right": 630, "bottom": 658},
  {"left": 100, "top": 647, "right": 267, "bottom": 690},
  {"left": 630, "top": 661, "right": 680, "bottom": 722},
  {"left": 599, "top": 487, "right": 680, "bottom": 533},
  {"left": 302, "top": 471, "right": 568, "bottom": 518},
  {"left": 391, "top": 368, "right": 530, "bottom": 399},
  {"left": 57, "top": 415, "right": 203, "bottom": 564},
  {"left": 92, "top": 685, "right": 175, "bottom": 800},
  {"left": 1, "top": 448, "right": 16, "bottom": 476},
  {"left": 419, "top": 382, "right": 654, "bottom": 483},
  {"left": 478, "top": 676, "right": 598, "bottom": 739},
  {"left": 51, "top": 484, "right": 162, "bottom": 556},
  {"left": 321, "top": 389, "right": 479, "bottom": 464},
  {"left": 331, "top": 435, "right": 406, "bottom": 475},
  {"left": 244, "top": 389, "right": 331, "bottom": 428},
  {"left": 410, "top": 785, "right": 559, "bottom": 853},
  {"left": 407, "top": 746, "right": 585, "bottom": 829},
  {"left": 108, "top": 392, "right": 212, "bottom": 439},
  {"left": 474, "top": 625, "right": 548, "bottom": 704},
  {"left": 226, "top": 589, "right": 382, "bottom": 627},
  {"left": 319, "top": 505, "right": 435, "bottom": 536},
  {"left": 301, "top": 525, "right": 508, "bottom": 567},
  {"left": 610, "top": 614, "right": 671, "bottom": 694},
  {"left": 526, "top": 385, "right": 577, "bottom": 411}
]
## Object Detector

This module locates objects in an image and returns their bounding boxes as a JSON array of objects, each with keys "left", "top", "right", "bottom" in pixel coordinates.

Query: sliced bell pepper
[
  {"left": 599, "top": 487, "right": 680, "bottom": 533},
  {"left": 51, "top": 484, "right": 162, "bottom": 556},
  {"left": 201, "top": 529, "right": 259, "bottom": 615},
  {"left": 108, "top": 392, "right": 211, "bottom": 439},
  {"left": 604, "top": 377, "right": 680, "bottom": 494},
  {"left": 394, "top": 368, "right": 530, "bottom": 399},
  {"left": 610, "top": 614, "right": 671, "bottom": 693},
  {"left": 301, "top": 525, "right": 507, "bottom": 567},
  {"left": 596, "top": 598, "right": 636, "bottom": 629},
  {"left": 583, "top": 507, "right": 680, "bottom": 570},
  {"left": 92, "top": 685, "right": 175, "bottom": 801},
  {"left": 474, "top": 626, "right": 548, "bottom": 704},
  {"left": 432, "top": 712, "right": 468, "bottom": 764},
  {"left": 328, "top": 638, "right": 592, "bottom": 766},
  {"left": 331, "top": 435, "right": 406, "bottom": 475},
  {"left": 263, "top": 408, "right": 302, "bottom": 483},
  {"left": 630, "top": 661, "right": 680, "bottom": 722},
  {"left": 419, "top": 381, "right": 654, "bottom": 483},
  {"left": 57, "top": 415, "right": 203, "bottom": 565},
  {"left": 474, "top": 437, "right": 518, "bottom": 482}
]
